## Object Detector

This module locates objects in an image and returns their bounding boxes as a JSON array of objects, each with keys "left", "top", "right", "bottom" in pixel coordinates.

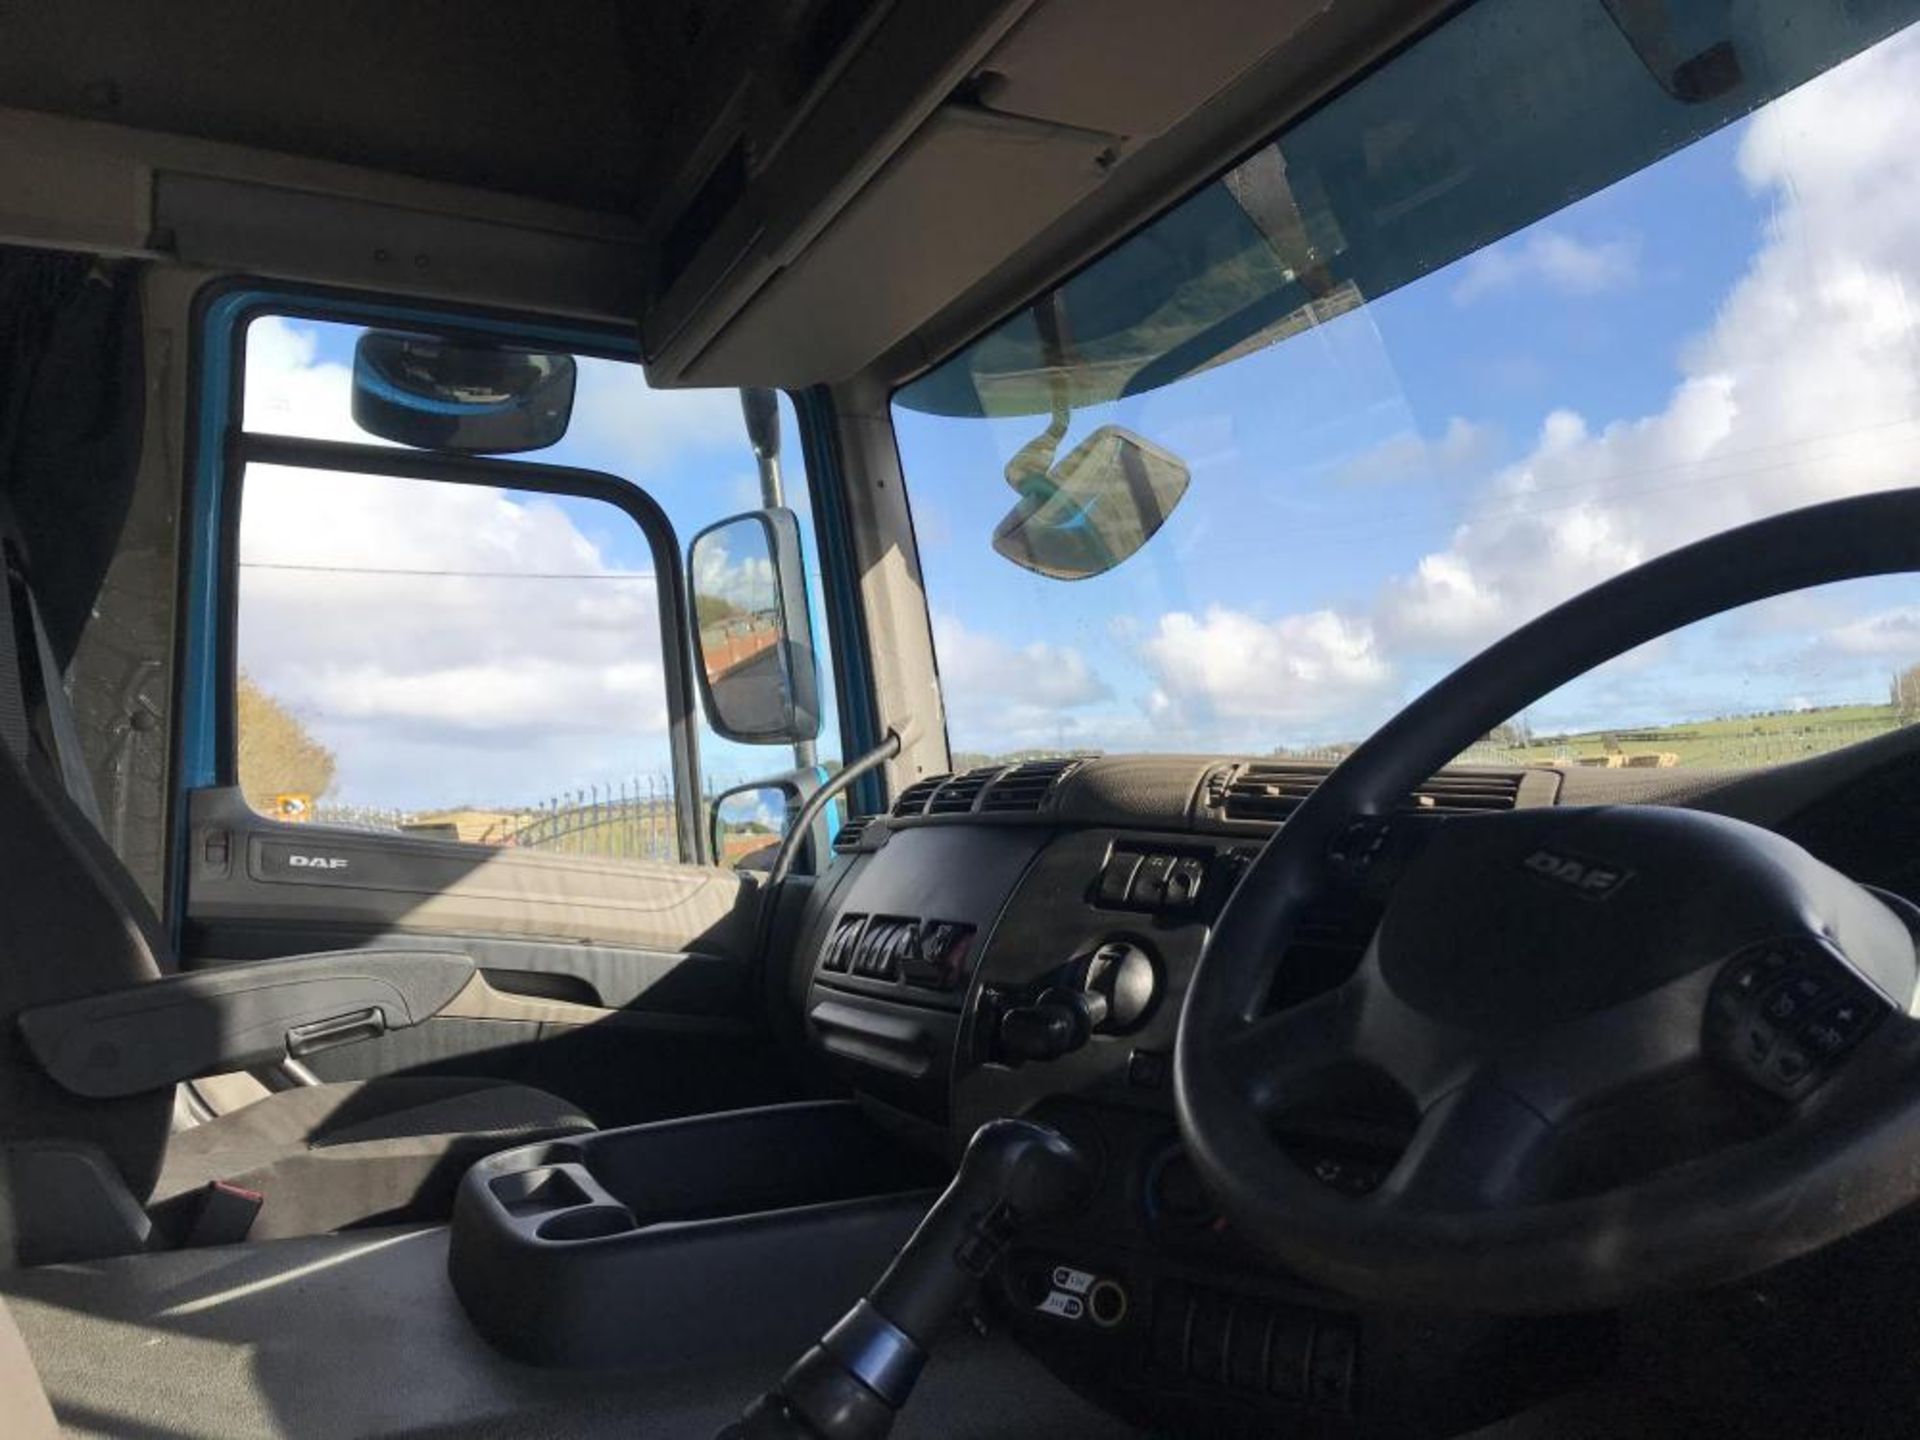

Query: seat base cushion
[{"left": 150, "top": 1076, "right": 592, "bottom": 1242}]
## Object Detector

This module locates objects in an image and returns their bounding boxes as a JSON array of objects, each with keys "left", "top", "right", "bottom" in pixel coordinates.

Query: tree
[
  {"left": 694, "top": 593, "right": 746, "bottom": 628},
  {"left": 236, "top": 673, "right": 336, "bottom": 811}
]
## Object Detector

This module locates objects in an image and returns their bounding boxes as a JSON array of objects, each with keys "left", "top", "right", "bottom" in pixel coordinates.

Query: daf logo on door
[
  {"left": 1522, "top": 849, "right": 1628, "bottom": 899},
  {"left": 288, "top": 854, "right": 350, "bottom": 871}
]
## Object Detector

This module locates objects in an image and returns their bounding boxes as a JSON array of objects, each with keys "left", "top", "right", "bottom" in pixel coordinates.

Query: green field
[{"left": 1466, "top": 704, "right": 1906, "bottom": 771}]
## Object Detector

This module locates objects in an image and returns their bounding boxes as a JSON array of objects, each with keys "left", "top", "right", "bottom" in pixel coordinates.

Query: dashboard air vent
[
  {"left": 892, "top": 775, "right": 948, "bottom": 818},
  {"left": 1220, "top": 763, "right": 1326, "bottom": 822},
  {"left": 833, "top": 816, "right": 871, "bottom": 852},
  {"left": 926, "top": 767, "right": 1000, "bottom": 815},
  {"left": 978, "top": 757, "right": 1081, "bottom": 814},
  {"left": 1405, "top": 771, "right": 1524, "bottom": 813},
  {"left": 1221, "top": 763, "right": 1523, "bottom": 823}
]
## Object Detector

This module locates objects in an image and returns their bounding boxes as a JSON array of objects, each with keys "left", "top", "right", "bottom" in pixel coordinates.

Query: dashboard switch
[
  {"left": 1130, "top": 853, "right": 1175, "bottom": 908},
  {"left": 1309, "top": 1322, "right": 1357, "bottom": 1407},
  {"left": 1096, "top": 850, "right": 1142, "bottom": 907},
  {"left": 1166, "top": 858, "right": 1206, "bottom": 910},
  {"left": 1267, "top": 1311, "right": 1314, "bottom": 1398},
  {"left": 1707, "top": 938, "right": 1888, "bottom": 1098}
]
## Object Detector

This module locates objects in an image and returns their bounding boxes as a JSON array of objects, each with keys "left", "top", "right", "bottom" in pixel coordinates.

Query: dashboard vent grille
[
  {"left": 1220, "top": 764, "right": 1326, "bottom": 822},
  {"left": 1220, "top": 763, "right": 1523, "bottom": 823},
  {"left": 833, "top": 817, "right": 871, "bottom": 852},
  {"left": 1406, "top": 771, "right": 1525, "bottom": 813},
  {"left": 978, "top": 758, "right": 1082, "bottom": 814},
  {"left": 892, "top": 775, "right": 948, "bottom": 818},
  {"left": 926, "top": 767, "right": 1000, "bottom": 815}
]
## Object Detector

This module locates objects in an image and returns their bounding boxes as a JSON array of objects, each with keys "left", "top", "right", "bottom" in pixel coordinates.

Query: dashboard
[{"left": 784, "top": 734, "right": 1920, "bottom": 1436}]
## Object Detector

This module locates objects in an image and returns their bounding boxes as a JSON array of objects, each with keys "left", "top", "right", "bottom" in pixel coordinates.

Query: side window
[
  {"left": 232, "top": 312, "right": 842, "bottom": 866},
  {"left": 236, "top": 463, "right": 688, "bottom": 859}
]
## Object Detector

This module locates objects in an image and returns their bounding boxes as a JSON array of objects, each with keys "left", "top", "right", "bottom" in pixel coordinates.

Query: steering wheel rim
[{"left": 1175, "top": 487, "right": 1920, "bottom": 1312}]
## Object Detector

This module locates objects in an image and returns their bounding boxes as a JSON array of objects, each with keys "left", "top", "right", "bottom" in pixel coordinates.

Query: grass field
[{"left": 1473, "top": 703, "right": 1906, "bottom": 771}]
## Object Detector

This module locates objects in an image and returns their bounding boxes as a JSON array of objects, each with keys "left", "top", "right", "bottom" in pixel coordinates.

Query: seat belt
[
  {"left": 0, "top": 540, "right": 30, "bottom": 763},
  {"left": 0, "top": 510, "right": 103, "bottom": 826}
]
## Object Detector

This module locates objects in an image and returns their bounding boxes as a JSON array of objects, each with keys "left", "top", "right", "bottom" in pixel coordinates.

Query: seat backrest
[{"left": 0, "top": 584, "right": 172, "bottom": 1201}]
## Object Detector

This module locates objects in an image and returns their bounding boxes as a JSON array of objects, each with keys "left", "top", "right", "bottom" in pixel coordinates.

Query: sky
[
  {"left": 238, "top": 13, "right": 1920, "bottom": 813},
  {"left": 896, "top": 18, "right": 1920, "bottom": 758}
]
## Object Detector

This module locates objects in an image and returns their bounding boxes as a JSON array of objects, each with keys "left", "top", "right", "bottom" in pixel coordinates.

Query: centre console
[{"left": 447, "top": 1100, "right": 943, "bottom": 1368}]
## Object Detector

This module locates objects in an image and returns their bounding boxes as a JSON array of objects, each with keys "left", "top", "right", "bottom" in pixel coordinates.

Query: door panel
[
  {"left": 181, "top": 785, "right": 792, "bottom": 1125},
  {"left": 188, "top": 787, "right": 758, "bottom": 954}
]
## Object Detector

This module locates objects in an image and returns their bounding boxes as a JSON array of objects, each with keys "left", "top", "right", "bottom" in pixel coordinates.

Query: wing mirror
[
  {"left": 709, "top": 779, "right": 800, "bottom": 871},
  {"left": 993, "top": 423, "right": 1191, "bottom": 581},
  {"left": 688, "top": 509, "right": 822, "bottom": 744},
  {"left": 351, "top": 330, "right": 577, "bottom": 453}
]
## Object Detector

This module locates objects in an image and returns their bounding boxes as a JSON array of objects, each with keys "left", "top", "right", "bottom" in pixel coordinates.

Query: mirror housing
[
  {"left": 740, "top": 387, "right": 782, "bottom": 464},
  {"left": 688, "top": 508, "right": 822, "bottom": 744},
  {"left": 709, "top": 779, "right": 800, "bottom": 871},
  {"left": 351, "top": 331, "right": 577, "bottom": 453},
  {"left": 993, "top": 424, "right": 1190, "bottom": 581}
]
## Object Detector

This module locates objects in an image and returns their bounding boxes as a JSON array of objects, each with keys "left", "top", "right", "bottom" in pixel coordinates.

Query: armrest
[{"left": 18, "top": 950, "right": 475, "bottom": 1098}]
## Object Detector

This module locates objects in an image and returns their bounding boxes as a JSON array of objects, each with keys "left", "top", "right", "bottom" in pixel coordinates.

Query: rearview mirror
[
  {"left": 688, "top": 509, "right": 822, "bottom": 744},
  {"left": 709, "top": 780, "right": 798, "bottom": 871},
  {"left": 993, "top": 424, "right": 1190, "bottom": 581},
  {"left": 351, "top": 331, "right": 577, "bottom": 453}
]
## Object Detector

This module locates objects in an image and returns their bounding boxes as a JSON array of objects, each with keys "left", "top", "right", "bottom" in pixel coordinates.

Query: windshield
[{"left": 893, "top": 0, "right": 1920, "bottom": 771}]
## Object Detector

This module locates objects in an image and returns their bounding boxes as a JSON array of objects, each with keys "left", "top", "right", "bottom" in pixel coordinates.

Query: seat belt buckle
[{"left": 185, "top": 1179, "right": 263, "bottom": 1247}]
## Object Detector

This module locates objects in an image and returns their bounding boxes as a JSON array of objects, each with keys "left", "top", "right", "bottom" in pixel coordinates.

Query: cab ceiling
[{"left": 0, "top": 0, "right": 1443, "bottom": 389}]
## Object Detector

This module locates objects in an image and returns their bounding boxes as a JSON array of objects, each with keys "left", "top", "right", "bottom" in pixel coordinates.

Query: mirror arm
[{"left": 754, "top": 730, "right": 905, "bottom": 944}]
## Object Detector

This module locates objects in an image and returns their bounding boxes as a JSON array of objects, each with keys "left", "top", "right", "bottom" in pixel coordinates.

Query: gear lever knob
[{"left": 720, "top": 1118, "right": 1092, "bottom": 1440}]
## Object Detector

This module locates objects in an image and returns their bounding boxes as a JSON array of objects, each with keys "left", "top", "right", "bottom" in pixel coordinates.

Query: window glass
[
  {"left": 236, "top": 315, "right": 840, "bottom": 852},
  {"left": 1459, "top": 577, "right": 1920, "bottom": 770},
  {"left": 891, "top": 2, "right": 1920, "bottom": 773}
]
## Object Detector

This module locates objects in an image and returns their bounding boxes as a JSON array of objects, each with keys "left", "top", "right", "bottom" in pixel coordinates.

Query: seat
[{"left": 0, "top": 529, "right": 593, "bottom": 1254}]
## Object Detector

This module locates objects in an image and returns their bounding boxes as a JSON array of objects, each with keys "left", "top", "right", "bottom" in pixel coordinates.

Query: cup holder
[
  {"left": 536, "top": 1204, "right": 639, "bottom": 1243},
  {"left": 490, "top": 1166, "right": 592, "bottom": 1217}
]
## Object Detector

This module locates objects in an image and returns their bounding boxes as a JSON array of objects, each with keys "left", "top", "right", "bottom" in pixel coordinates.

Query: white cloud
[
  {"left": 1383, "top": 28, "right": 1920, "bottom": 657},
  {"left": 1451, "top": 231, "right": 1640, "bottom": 304},
  {"left": 1333, "top": 417, "right": 1496, "bottom": 486},
  {"left": 1829, "top": 606, "right": 1920, "bottom": 656},
  {"left": 932, "top": 613, "right": 1110, "bottom": 709},
  {"left": 243, "top": 316, "right": 386, "bottom": 445},
  {"left": 1138, "top": 606, "right": 1390, "bottom": 743},
  {"left": 239, "top": 464, "right": 669, "bottom": 808},
  {"left": 692, "top": 534, "right": 775, "bottom": 612},
  {"left": 567, "top": 358, "right": 749, "bottom": 475},
  {"left": 932, "top": 613, "right": 1113, "bottom": 751}
]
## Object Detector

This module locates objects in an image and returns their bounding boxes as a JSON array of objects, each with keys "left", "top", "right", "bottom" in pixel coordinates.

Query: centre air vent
[
  {"left": 891, "top": 757, "right": 1086, "bottom": 819},
  {"left": 979, "top": 757, "right": 1081, "bottom": 813},
  {"left": 926, "top": 767, "right": 1001, "bottom": 815},
  {"left": 892, "top": 775, "right": 948, "bottom": 817},
  {"left": 1218, "top": 763, "right": 1522, "bottom": 823}
]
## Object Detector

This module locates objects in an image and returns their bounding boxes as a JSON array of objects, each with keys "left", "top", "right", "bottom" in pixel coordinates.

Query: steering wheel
[{"left": 1175, "top": 489, "right": 1920, "bottom": 1313}]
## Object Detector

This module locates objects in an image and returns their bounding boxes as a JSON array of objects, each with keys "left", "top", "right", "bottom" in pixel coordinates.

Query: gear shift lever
[{"left": 719, "top": 1118, "right": 1092, "bottom": 1440}]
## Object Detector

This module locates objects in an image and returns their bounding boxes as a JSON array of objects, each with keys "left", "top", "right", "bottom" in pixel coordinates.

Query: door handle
[{"left": 285, "top": 1006, "right": 387, "bottom": 1058}]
